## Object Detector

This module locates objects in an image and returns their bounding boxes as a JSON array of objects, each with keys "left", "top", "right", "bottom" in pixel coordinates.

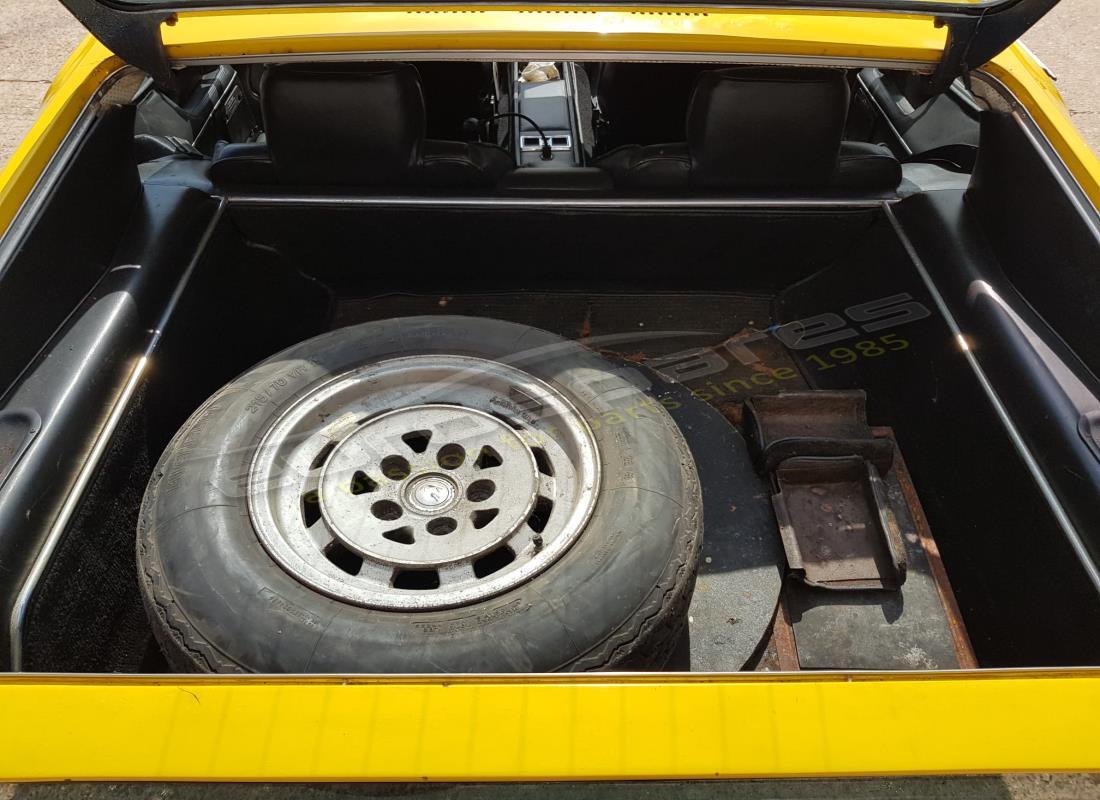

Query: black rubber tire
[{"left": 137, "top": 316, "right": 702, "bottom": 673}]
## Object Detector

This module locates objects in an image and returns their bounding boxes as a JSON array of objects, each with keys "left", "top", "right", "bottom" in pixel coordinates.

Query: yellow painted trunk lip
[
  {"left": 0, "top": 10, "right": 1099, "bottom": 782},
  {"left": 2, "top": 670, "right": 1100, "bottom": 780}
]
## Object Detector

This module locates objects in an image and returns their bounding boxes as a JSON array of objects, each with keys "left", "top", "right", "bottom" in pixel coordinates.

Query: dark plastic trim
[
  {"left": 58, "top": 0, "right": 172, "bottom": 86},
  {"left": 68, "top": 0, "right": 1052, "bottom": 14},
  {"left": 925, "top": 0, "right": 1060, "bottom": 94}
]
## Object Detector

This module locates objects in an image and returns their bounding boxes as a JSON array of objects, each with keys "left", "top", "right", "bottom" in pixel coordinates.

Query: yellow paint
[
  {"left": 986, "top": 44, "right": 1100, "bottom": 203},
  {"left": 0, "top": 37, "right": 121, "bottom": 234},
  {"left": 1, "top": 10, "right": 1100, "bottom": 781},
  {"left": 0, "top": 6, "right": 940, "bottom": 238},
  {"left": 16, "top": 5, "right": 1098, "bottom": 239},
  {"left": 0, "top": 671, "right": 1098, "bottom": 781},
  {"left": 160, "top": 7, "right": 947, "bottom": 64},
  {"left": 9, "top": 5, "right": 1096, "bottom": 237},
  {"left": 0, "top": 6, "right": 954, "bottom": 238}
]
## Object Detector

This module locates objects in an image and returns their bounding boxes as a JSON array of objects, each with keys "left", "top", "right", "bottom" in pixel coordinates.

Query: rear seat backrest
[
  {"left": 588, "top": 62, "right": 711, "bottom": 153},
  {"left": 210, "top": 62, "right": 513, "bottom": 189},
  {"left": 595, "top": 66, "right": 901, "bottom": 192},
  {"left": 688, "top": 68, "right": 848, "bottom": 188}
]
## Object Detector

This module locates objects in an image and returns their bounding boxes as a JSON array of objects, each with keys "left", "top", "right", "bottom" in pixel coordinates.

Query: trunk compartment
[
  {"left": 4, "top": 63, "right": 1100, "bottom": 674},
  {"left": 12, "top": 192, "right": 1099, "bottom": 672}
]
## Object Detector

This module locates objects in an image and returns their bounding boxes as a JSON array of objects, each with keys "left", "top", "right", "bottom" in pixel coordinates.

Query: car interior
[
  {"left": 138, "top": 60, "right": 931, "bottom": 194},
  {"left": 4, "top": 55, "right": 1100, "bottom": 675}
]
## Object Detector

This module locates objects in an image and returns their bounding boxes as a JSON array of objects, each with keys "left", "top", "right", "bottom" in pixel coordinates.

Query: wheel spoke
[
  {"left": 437, "top": 562, "right": 477, "bottom": 586},
  {"left": 357, "top": 560, "right": 396, "bottom": 587},
  {"left": 538, "top": 474, "right": 556, "bottom": 499},
  {"left": 248, "top": 356, "right": 598, "bottom": 611}
]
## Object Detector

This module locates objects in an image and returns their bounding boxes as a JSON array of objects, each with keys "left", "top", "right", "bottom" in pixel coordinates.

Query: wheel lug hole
[
  {"left": 379, "top": 455, "right": 411, "bottom": 481},
  {"left": 437, "top": 443, "right": 466, "bottom": 470},
  {"left": 371, "top": 500, "right": 403, "bottom": 521},
  {"left": 466, "top": 479, "right": 496, "bottom": 502},
  {"left": 427, "top": 517, "right": 457, "bottom": 536}
]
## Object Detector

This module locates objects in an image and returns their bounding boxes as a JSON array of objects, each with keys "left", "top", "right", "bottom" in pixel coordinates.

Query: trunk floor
[
  {"left": 25, "top": 292, "right": 807, "bottom": 673},
  {"left": 337, "top": 291, "right": 800, "bottom": 672},
  {"left": 334, "top": 292, "right": 809, "bottom": 409}
]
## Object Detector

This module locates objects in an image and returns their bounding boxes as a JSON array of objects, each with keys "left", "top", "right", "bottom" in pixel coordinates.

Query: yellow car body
[{"left": 1, "top": 2, "right": 1099, "bottom": 783}]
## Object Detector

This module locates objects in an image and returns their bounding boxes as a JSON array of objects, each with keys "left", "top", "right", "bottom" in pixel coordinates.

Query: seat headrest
[
  {"left": 262, "top": 62, "right": 426, "bottom": 185},
  {"left": 687, "top": 67, "right": 850, "bottom": 188}
]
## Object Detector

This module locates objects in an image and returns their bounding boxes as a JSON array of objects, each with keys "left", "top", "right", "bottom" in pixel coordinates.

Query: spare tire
[{"left": 137, "top": 316, "right": 702, "bottom": 673}]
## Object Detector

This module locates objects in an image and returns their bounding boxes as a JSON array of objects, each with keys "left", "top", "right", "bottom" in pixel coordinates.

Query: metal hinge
[
  {"left": 58, "top": 0, "right": 173, "bottom": 88},
  {"left": 925, "top": 0, "right": 1061, "bottom": 95}
]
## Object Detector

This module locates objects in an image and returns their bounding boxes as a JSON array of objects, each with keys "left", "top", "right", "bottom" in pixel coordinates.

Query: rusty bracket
[
  {"left": 743, "top": 391, "right": 894, "bottom": 474},
  {"left": 744, "top": 391, "right": 907, "bottom": 591}
]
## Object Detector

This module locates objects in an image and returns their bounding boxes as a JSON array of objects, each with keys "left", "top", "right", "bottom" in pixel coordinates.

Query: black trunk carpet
[{"left": 21, "top": 384, "right": 165, "bottom": 672}]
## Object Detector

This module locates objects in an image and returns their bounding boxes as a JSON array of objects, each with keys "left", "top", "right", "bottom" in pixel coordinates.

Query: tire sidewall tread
[{"left": 137, "top": 316, "right": 703, "bottom": 673}]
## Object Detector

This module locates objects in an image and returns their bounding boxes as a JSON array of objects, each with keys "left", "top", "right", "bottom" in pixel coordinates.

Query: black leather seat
[
  {"left": 414, "top": 61, "right": 495, "bottom": 141},
  {"left": 595, "top": 67, "right": 901, "bottom": 192},
  {"left": 211, "top": 62, "right": 513, "bottom": 188},
  {"left": 587, "top": 62, "right": 711, "bottom": 154}
]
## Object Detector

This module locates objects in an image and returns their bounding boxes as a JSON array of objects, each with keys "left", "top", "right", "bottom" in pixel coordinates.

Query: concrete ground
[
  {"left": 0, "top": 1, "right": 1098, "bottom": 798},
  {"left": 1026, "top": 0, "right": 1100, "bottom": 153},
  {"left": 0, "top": 0, "right": 83, "bottom": 167}
]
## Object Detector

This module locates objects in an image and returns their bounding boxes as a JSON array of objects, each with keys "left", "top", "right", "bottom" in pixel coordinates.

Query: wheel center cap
[{"left": 405, "top": 474, "right": 458, "bottom": 514}]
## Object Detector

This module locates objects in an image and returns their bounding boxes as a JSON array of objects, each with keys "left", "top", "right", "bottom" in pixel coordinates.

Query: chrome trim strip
[
  {"left": 855, "top": 69, "right": 914, "bottom": 157},
  {"left": 520, "top": 133, "right": 572, "bottom": 152},
  {"left": 174, "top": 51, "right": 932, "bottom": 71},
  {"left": 973, "top": 68, "right": 1099, "bottom": 222},
  {"left": 883, "top": 201, "right": 1100, "bottom": 595},
  {"left": 7, "top": 199, "right": 228, "bottom": 670},
  {"left": 1011, "top": 105, "right": 1100, "bottom": 227},
  {"left": 226, "top": 193, "right": 895, "bottom": 209},
  {"left": 94, "top": 0, "right": 1006, "bottom": 15},
  {"left": 11, "top": 665, "right": 1100, "bottom": 679}
]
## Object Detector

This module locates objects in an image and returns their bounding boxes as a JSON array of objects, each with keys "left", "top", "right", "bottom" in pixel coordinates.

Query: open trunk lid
[{"left": 61, "top": 0, "right": 1060, "bottom": 91}]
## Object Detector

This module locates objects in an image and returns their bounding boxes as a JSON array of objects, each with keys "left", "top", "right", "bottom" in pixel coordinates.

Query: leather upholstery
[
  {"left": 414, "top": 61, "right": 495, "bottom": 141},
  {"left": 835, "top": 141, "right": 903, "bottom": 191},
  {"left": 594, "top": 143, "right": 690, "bottom": 189},
  {"left": 588, "top": 62, "right": 711, "bottom": 153},
  {"left": 133, "top": 134, "right": 203, "bottom": 163},
  {"left": 595, "top": 67, "right": 901, "bottom": 192},
  {"left": 211, "top": 62, "right": 513, "bottom": 188}
]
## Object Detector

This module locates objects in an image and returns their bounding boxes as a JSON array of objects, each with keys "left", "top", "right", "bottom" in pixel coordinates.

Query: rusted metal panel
[
  {"left": 744, "top": 391, "right": 894, "bottom": 474},
  {"left": 787, "top": 429, "right": 973, "bottom": 670},
  {"left": 751, "top": 424, "right": 974, "bottom": 671},
  {"left": 773, "top": 456, "right": 907, "bottom": 591},
  {"left": 880, "top": 427, "right": 979, "bottom": 669},
  {"left": 746, "top": 391, "right": 906, "bottom": 591}
]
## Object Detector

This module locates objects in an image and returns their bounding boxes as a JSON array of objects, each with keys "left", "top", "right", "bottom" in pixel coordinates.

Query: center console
[
  {"left": 509, "top": 62, "right": 589, "bottom": 169},
  {"left": 495, "top": 61, "right": 610, "bottom": 193}
]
